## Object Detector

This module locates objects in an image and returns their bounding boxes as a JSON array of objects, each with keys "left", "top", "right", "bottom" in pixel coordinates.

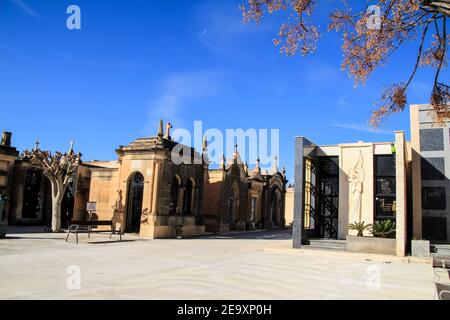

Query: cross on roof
[{"left": 165, "top": 122, "right": 173, "bottom": 139}]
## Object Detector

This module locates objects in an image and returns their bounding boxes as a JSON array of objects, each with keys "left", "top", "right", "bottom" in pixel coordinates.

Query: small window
[
  {"left": 423, "top": 217, "right": 447, "bottom": 241},
  {"left": 374, "top": 155, "right": 396, "bottom": 220},
  {"left": 420, "top": 128, "right": 444, "bottom": 151},
  {"left": 375, "top": 156, "right": 396, "bottom": 176},
  {"left": 303, "top": 157, "right": 315, "bottom": 229},
  {"left": 422, "top": 187, "right": 446, "bottom": 210},
  {"left": 421, "top": 157, "right": 445, "bottom": 181},
  {"left": 376, "top": 177, "right": 396, "bottom": 195}
]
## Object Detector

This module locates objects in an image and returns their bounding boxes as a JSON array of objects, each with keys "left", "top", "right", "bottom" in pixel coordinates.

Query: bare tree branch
[{"left": 22, "top": 145, "right": 81, "bottom": 232}]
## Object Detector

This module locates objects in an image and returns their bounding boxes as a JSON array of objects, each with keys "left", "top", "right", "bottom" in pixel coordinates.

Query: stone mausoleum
[
  {"left": 0, "top": 120, "right": 287, "bottom": 239},
  {"left": 291, "top": 104, "right": 450, "bottom": 256}
]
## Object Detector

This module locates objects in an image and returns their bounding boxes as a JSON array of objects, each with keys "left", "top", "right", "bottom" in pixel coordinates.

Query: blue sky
[{"left": 0, "top": 0, "right": 446, "bottom": 182}]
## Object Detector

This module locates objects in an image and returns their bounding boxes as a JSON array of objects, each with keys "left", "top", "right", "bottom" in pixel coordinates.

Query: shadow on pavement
[{"left": 187, "top": 229, "right": 293, "bottom": 240}]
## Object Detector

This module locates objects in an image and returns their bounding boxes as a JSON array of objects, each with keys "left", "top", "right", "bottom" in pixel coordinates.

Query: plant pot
[
  {"left": 411, "top": 240, "right": 430, "bottom": 258},
  {"left": 176, "top": 236, "right": 182, "bottom": 240},
  {"left": 346, "top": 235, "right": 396, "bottom": 255}
]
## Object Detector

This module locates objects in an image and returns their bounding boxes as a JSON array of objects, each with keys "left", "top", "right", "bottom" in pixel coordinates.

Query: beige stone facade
[
  {"left": 410, "top": 104, "right": 450, "bottom": 242},
  {"left": 0, "top": 132, "right": 19, "bottom": 223},
  {"left": 289, "top": 105, "right": 450, "bottom": 255},
  {"left": 1, "top": 123, "right": 288, "bottom": 239},
  {"left": 284, "top": 187, "right": 294, "bottom": 227},
  {"left": 80, "top": 124, "right": 208, "bottom": 238},
  {"left": 203, "top": 152, "right": 287, "bottom": 232},
  {"left": 293, "top": 132, "right": 410, "bottom": 256}
]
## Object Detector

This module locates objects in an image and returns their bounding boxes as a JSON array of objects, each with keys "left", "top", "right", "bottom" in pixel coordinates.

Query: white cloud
[
  {"left": 409, "top": 80, "right": 431, "bottom": 104},
  {"left": 330, "top": 122, "right": 393, "bottom": 135},
  {"left": 338, "top": 95, "right": 350, "bottom": 108},
  {"left": 0, "top": 45, "right": 13, "bottom": 51},
  {"left": 10, "top": 0, "right": 39, "bottom": 18},
  {"left": 116, "top": 60, "right": 139, "bottom": 72},
  {"left": 195, "top": 2, "right": 275, "bottom": 60},
  {"left": 303, "top": 60, "right": 341, "bottom": 84},
  {"left": 147, "top": 70, "right": 223, "bottom": 132},
  {"left": 61, "top": 54, "right": 93, "bottom": 65}
]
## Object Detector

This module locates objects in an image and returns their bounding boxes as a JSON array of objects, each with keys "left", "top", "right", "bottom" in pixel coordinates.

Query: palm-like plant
[
  {"left": 372, "top": 219, "right": 396, "bottom": 238},
  {"left": 348, "top": 221, "right": 372, "bottom": 237}
]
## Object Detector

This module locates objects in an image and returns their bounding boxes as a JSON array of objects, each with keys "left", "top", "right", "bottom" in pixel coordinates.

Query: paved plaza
[{"left": 0, "top": 228, "right": 438, "bottom": 300}]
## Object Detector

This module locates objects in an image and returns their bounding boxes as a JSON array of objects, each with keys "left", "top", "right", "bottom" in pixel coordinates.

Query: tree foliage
[
  {"left": 22, "top": 143, "right": 81, "bottom": 232},
  {"left": 241, "top": 0, "right": 449, "bottom": 126}
]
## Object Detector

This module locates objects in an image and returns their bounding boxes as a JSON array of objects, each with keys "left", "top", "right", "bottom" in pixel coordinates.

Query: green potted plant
[
  {"left": 372, "top": 219, "right": 396, "bottom": 238},
  {"left": 0, "top": 192, "right": 8, "bottom": 239},
  {"left": 347, "top": 221, "right": 372, "bottom": 237}
]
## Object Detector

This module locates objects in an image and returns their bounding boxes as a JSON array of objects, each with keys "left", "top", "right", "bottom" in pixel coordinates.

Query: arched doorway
[
  {"left": 169, "top": 175, "right": 181, "bottom": 215},
  {"left": 183, "top": 178, "right": 195, "bottom": 215},
  {"left": 61, "top": 179, "right": 74, "bottom": 228},
  {"left": 22, "top": 169, "right": 43, "bottom": 219},
  {"left": 126, "top": 172, "right": 144, "bottom": 233},
  {"left": 22, "top": 169, "right": 51, "bottom": 226},
  {"left": 271, "top": 189, "right": 281, "bottom": 227}
]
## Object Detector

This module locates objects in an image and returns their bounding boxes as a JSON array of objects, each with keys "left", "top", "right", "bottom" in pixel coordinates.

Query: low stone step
[
  {"left": 307, "top": 239, "right": 347, "bottom": 251},
  {"left": 303, "top": 246, "right": 347, "bottom": 252}
]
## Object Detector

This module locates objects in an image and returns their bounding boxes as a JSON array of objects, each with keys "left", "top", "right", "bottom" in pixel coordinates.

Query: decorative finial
[
  {"left": 282, "top": 166, "right": 286, "bottom": 176},
  {"left": 270, "top": 155, "right": 279, "bottom": 174},
  {"left": 158, "top": 119, "right": 164, "bottom": 138},
  {"left": 233, "top": 144, "right": 240, "bottom": 163},
  {"left": 220, "top": 154, "right": 226, "bottom": 170},
  {"left": 69, "top": 140, "right": 75, "bottom": 154},
  {"left": 164, "top": 122, "right": 173, "bottom": 140},
  {"left": 202, "top": 136, "right": 208, "bottom": 152},
  {"left": 253, "top": 156, "right": 261, "bottom": 173},
  {"left": 1, "top": 132, "right": 11, "bottom": 147},
  {"left": 34, "top": 140, "right": 40, "bottom": 151}
]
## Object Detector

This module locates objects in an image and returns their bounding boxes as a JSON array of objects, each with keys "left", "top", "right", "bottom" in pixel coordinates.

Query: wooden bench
[
  {"left": 433, "top": 255, "right": 450, "bottom": 282},
  {"left": 436, "top": 283, "right": 450, "bottom": 300},
  {"left": 66, "top": 220, "right": 122, "bottom": 244}
]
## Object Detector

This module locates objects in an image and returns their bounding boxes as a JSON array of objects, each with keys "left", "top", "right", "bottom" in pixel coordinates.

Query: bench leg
[
  {"left": 66, "top": 225, "right": 77, "bottom": 243},
  {"left": 434, "top": 269, "right": 441, "bottom": 283}
]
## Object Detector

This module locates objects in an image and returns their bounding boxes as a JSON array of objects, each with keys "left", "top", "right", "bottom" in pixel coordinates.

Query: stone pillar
[
  {"left": 395, "top": 131, "right": 407, "bottom": 257},
  {"left": 409, "top": 105, "right": 422, "bottom": 238},
  {"left": 1, "top": 132, "right": 12, "bottom": 147},
  {"left": 293, "top": 137, "right": 305, "bottom": 248},
  {"left": 140, "top": 161, "right": 155, "bottom": 237},
  {"left": 151, "top": 162, "right": 161, "bottom": 215}
]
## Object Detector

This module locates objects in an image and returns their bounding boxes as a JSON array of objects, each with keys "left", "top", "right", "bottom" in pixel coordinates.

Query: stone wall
[
  {"left": 410, "top": 104, "right": 450, "bottom": 242},
  {"left": 284, "top": 187, "right": 294, "bottom": 227},
  {"left": 347, "top": 235, "right": 396, "bottom": 255}
]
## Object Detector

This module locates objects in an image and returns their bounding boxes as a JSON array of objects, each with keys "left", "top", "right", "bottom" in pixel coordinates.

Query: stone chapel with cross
[{"left": 0, "top": 120, "right": 287, "bottom": 238}]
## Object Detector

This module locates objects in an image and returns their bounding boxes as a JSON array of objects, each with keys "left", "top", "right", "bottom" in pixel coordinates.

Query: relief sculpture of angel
[{"left": 348, "top": 151, "right": 365, "bottom": 223}]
